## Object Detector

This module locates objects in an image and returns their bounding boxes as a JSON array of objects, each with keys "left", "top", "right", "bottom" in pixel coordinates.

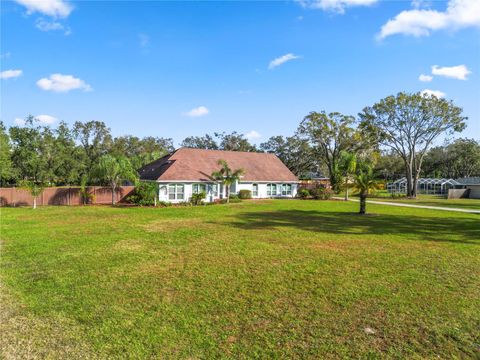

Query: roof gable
[{"left": 138, "top": 148, "right": 298, "bottom": 182}]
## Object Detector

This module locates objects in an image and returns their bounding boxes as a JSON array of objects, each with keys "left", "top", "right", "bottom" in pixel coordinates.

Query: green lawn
[
  {"left": 367, "top": 194, "right": 480, "bottom": 210},
  {"left": 1, "top": 200, "right": 479, "bottom": 358}
]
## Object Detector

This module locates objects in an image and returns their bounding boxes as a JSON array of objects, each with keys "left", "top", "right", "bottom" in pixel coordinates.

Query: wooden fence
[{"left": 0, "top": 186, "right": 135, "bottom": 207}]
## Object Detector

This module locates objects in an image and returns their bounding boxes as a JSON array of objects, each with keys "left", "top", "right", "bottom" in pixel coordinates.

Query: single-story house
[{"left": 138, "top": 147, "right": 299, "bottom": 203}]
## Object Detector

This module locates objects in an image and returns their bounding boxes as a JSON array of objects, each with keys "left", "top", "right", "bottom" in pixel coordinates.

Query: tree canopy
[
  {"left": 359, "top": 92, "right": 467, "bottom": 197},
  {"left": 297, "top": 111, "right": 363, "bottom": 191}
]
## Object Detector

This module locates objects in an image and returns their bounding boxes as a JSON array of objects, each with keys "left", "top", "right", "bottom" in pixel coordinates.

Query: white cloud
[
  {"left": 184, "top": 106, "right": 209, "bottom": 117},
  {"left": 14, "top": 118, "right": 25, "bottom": 126},
  {"left": 411, "top": 0, "right": 431, "bottom": 9},
  {"left": 37, "top": 74, "right": 92, "bottom": 92},
  {"left": 13, "top": 115, "right": 58, "bottom": 126},
  {"left": 35, "top": 114, "right": 58, "bottom": 125},
  {"left": 419, "top": 74, "right": 433, "bottom": 82},
  {"left": 421, "top": 89, "right": 446, "bottom": 98},
  {"left": 0, "top": 69, "right": 23, "bottom": 79},
  {"left": 245, "top": 130, "right": 261, "bottom": 140},
  {"left": 432, "top": 64, "right": 471, "bottom": 80},
  {"left": 14, "top": 0, "right": 73, "bottom": 18},
  {"left": 35, "top": 18, "right": 71, "bottom": 35},
  {"left": 378, "top": 0, "right": 480, "bottom": 39},
  {"left": 268, "top": 53, "right": 301, "bottom": 70},
  {"left": 297, "top": 0, "right": 377, "bottom": 13}
]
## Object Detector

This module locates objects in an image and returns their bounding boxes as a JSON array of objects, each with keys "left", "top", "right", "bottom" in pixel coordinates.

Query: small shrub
[
  {"left": 126, "top": 182, "right": 157, "bottom": 206},
  {"left": 191, "top": 192, "right": 206, "bottom": 206},
  {"left": 238, "top": 190, "right": 252, "bottom": 199},
  {"left": 229, "top": 194, "right": 240, "bottom": 200},
  {"left": 298, "top": 188, "right": 310, "bottom": 199},
  {"left": 177, "top": 201, "right": 193, "bottom": 207},
  {"left": 311, "top": 186, "right": 333, "bottom": 200},
  {"left": 218, "top": 197, "right": 242, "bottom": 204}
]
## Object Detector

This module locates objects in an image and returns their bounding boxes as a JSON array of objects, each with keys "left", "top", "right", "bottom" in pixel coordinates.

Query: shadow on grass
[{"left": 225, "top": 210, "right": 480, "bottom": 245}]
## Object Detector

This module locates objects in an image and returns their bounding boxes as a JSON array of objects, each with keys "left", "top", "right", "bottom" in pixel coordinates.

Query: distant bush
[
  {"left": 191, "top": 192, "right": 206, "bottom": 205},
  {"left": 311, "top": 186, "right": 333, "bottom": 200},
  {"left": 229, "top": 194, "right": 240, "bottom": 200},
  {"left": 126, "top": 182, "right": 157, "bottom": 206},
  {"left": 298, "top": 188, "right": 310, "bottom": 199},
  {"left": 238, "top": 190, "right": 252, "bottom": 199}
]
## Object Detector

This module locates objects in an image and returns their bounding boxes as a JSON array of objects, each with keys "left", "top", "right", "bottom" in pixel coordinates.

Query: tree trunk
[
  {"left": 33, "top": 197, "right": 37, "bottom": 209},
  {"left": 344, "top": 177, "right": 349, "bottom": 201},
  {"left": 111, "top": 184, "right": 116, "bottom": 205},
  {"left": 405, "top": 163, "right": 414, "bottom": 197},
  {"left": 359, "top": 192, "right": 366, "bottom": 214},
  {"left": 412, "top": 176, "right": 418, "bottom": 198},
  {"left": 225, "top": 183, "right": 230, "bottom": 203}
]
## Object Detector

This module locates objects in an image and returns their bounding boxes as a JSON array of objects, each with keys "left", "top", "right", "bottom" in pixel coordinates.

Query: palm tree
[
  {"left": 352, "top": 162, "right": 379, "bottom": 215},
  {"left": 338, "top": 151, "right": 357, "bottom": 201},
  {"left": 211, "top": 159, "right": 244, "bottom": 203},
  {"left": 19, "top": 180, "right": 45, "bottom": 209},
  {"left": 93, "top": 155, "right": 138, "bottom": 205}
]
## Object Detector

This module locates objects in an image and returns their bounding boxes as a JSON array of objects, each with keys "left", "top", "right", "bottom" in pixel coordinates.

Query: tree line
[{"left": 1, "top": 92, "right": 479, "bottom": 198}]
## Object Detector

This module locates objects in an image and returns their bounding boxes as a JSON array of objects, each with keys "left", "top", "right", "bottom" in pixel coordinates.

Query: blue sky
[{"left": 1, "top": 0, "right": 479, "bottom": 146}]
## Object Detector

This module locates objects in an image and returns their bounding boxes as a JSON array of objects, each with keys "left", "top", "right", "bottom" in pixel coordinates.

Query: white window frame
[
  {"left": 252, "top": 183, "right": 258, "bottom": 197},
  {"left": 267, "top": 184, "right": 277, "bottom": 196},
  {"left": 192, "top": 183, "right": 207, "bottom": 194},
  {"left": 209, "top": 183, "right": 218, "bottom": 196},
  {"left": 168, "top": 184, "right": 184, "bottom": 200},
  {"left": 281, "top": 184, "right": 292, "bottom": 196}
]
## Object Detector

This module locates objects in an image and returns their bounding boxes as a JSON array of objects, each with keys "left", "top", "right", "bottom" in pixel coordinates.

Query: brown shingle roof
[{"left": 138, "top": 147, "right": 298, "bottom": 182}]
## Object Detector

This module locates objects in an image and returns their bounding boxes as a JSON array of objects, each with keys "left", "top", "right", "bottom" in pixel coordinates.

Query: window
[
  {"left": 192, "top": 183, "right": 207, "bottom": 194},
  {"left": 168, "top": 184, "right": 184, "bottom": 200},
  {"left": 209, "top": 183, "right": 218, "bottom": 196},
  {"left": 281, "top": 184, "right": 292, "bottom": 196},
  {"left": 252, "top": 184, "right": 258, "bottom": 197},
  {"left": 267, "top": 184, "right": 277, "bottom": 196}
]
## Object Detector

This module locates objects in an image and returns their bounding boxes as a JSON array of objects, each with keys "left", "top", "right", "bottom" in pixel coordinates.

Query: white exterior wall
[{"left": 156, "top": 181, "right": 298, "bottom": 203}]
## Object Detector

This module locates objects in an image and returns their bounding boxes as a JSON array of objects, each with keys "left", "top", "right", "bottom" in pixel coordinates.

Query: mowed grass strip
[
  {"left": 1, "top": 200, "right": 479, "bottom": 358},
  {"left": 367, "top": 194, "right": 480, "bottom": 211}
]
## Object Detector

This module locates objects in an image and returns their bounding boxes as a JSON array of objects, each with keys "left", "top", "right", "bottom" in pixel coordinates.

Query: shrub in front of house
[
  {"left": 298, "top": 188, "right": 310, "bottom": 199},
  {"left": 191, "top": 192, "right": 206, "bottom": 205},
  {"left": 217, "top": 197, "right": 242, "bottom": 204},
  {"left": 238, "top": 190, "right": 252, "bottom": 199},
  {"left": 311, "top": 186, "right": 334, "bottom": 200},
  {"left": 126, "top": 182, "right": 157, "bottom": 206}
]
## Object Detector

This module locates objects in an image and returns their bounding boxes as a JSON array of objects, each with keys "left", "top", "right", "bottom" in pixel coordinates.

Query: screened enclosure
[{"left": 387, "top": 178, "right": 461, "bottom": 195}]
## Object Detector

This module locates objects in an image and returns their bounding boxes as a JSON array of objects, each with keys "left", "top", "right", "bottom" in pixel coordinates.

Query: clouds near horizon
[
  {"left": 184, "top": 106, "right": 209, "bottom": 117},
  {"left": 432, "top": 64, "right": 471, "bottom": 80}
]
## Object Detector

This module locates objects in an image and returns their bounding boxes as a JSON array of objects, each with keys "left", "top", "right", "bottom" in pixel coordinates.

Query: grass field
[
  {"left": 1, "top": 200, "right": 479, "bottom": 358},
  {"left": 368, "top": 194, "right": 480, "bottom": 210}
]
